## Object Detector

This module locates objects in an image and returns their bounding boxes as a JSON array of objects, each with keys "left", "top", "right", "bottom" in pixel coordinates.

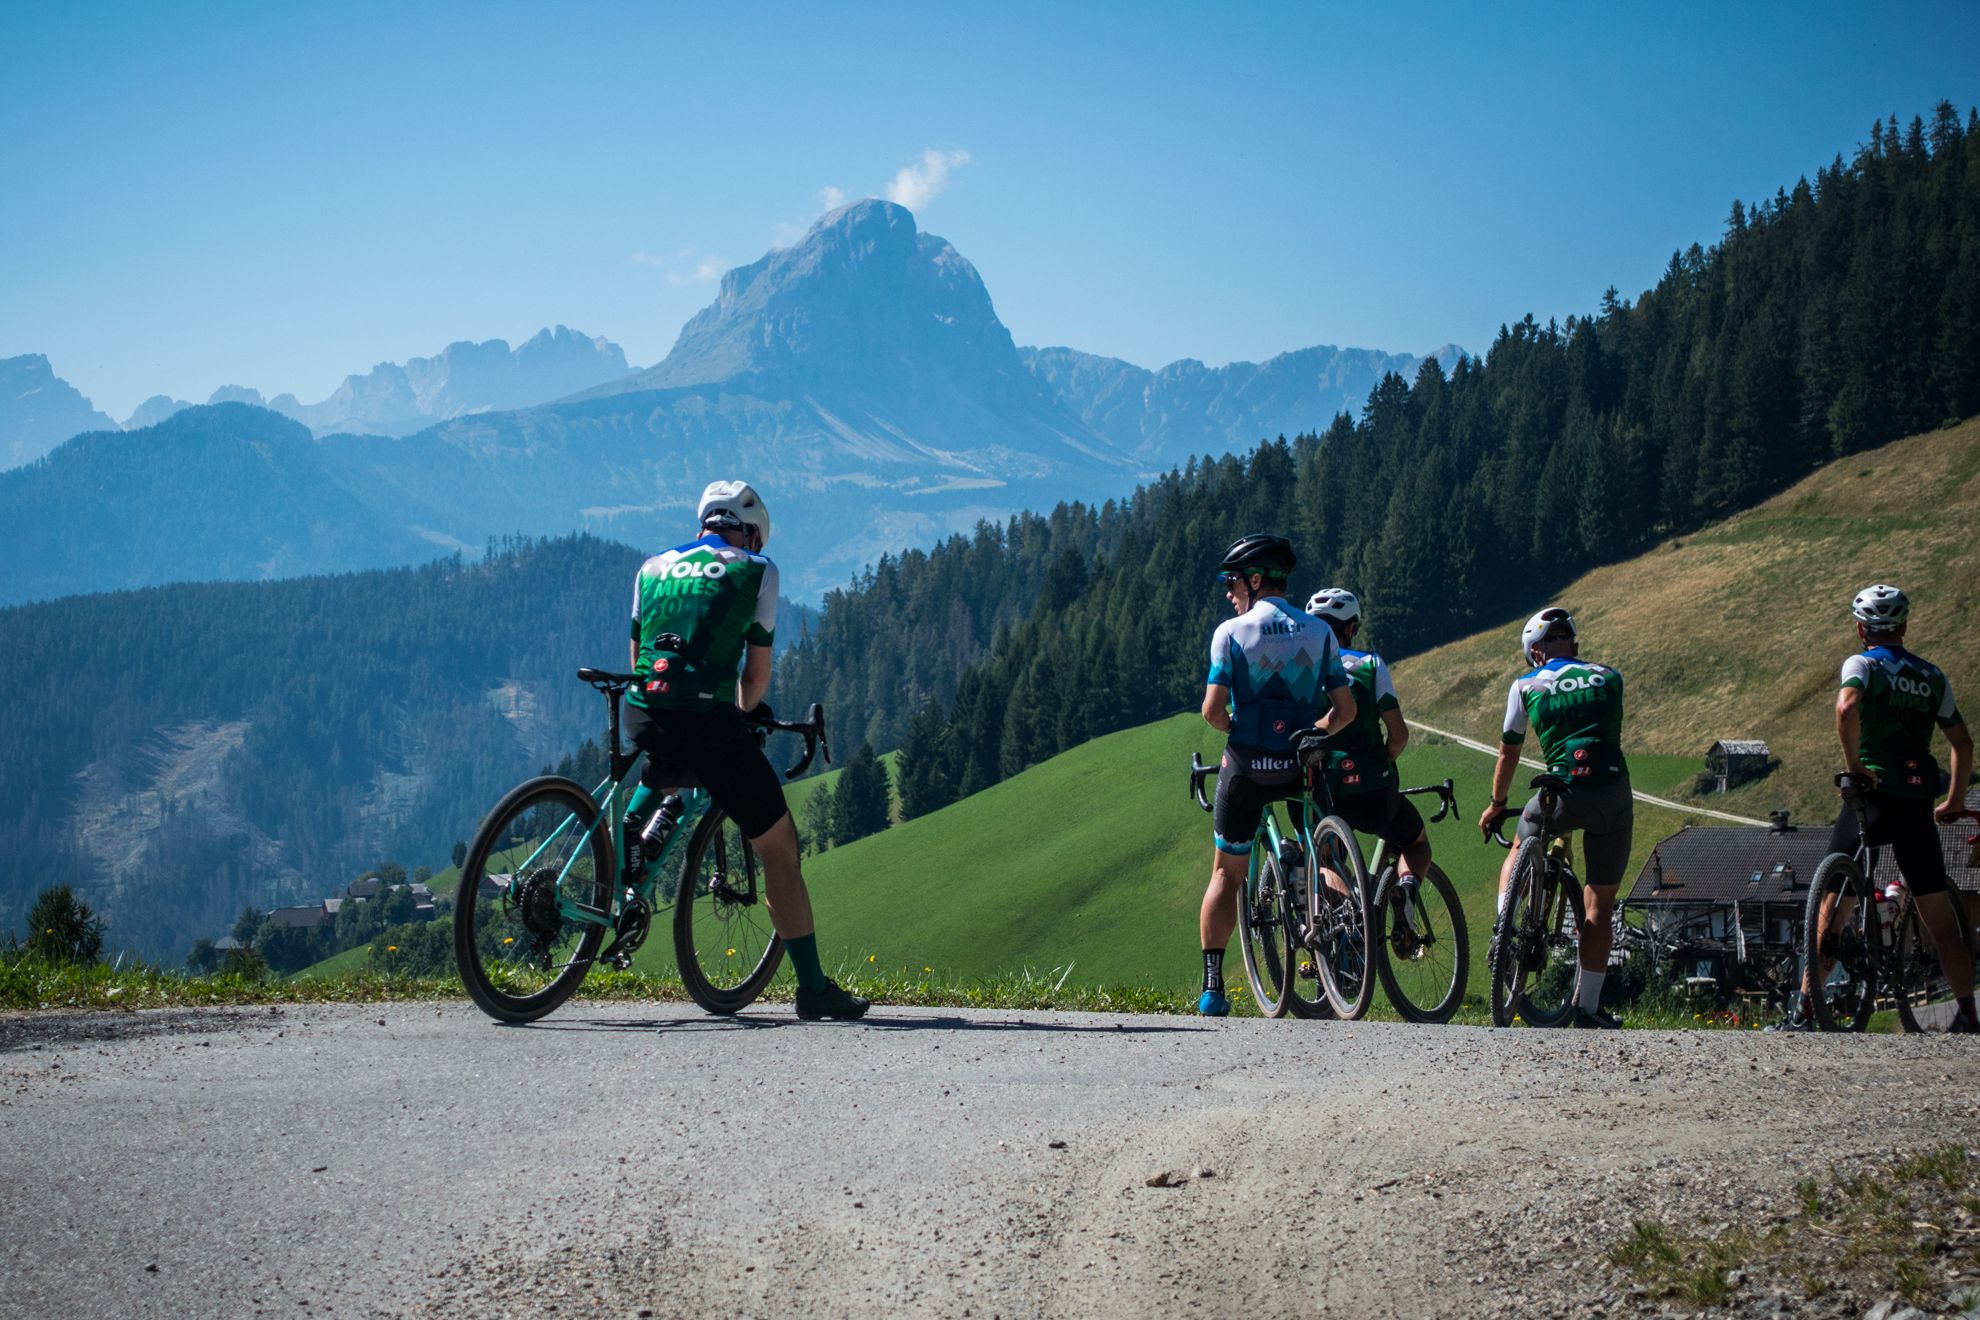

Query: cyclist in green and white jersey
[
  {"left": 1782, "top": 583, "right": 1975, "bottom": 1032},
  {"left": 1477, "top": 607, "right": 1633, "bottom": 1029},
  {"left": 623, "top": 479, "right": 868, "bottom": 1020},
  {"left": 1304, "top": 589, "right": 1434, "bottom": 899}
]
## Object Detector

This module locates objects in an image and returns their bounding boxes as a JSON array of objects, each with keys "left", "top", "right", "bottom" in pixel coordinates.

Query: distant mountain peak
[{"left": 0, "top": 353, "right": 118, "bottom": 470}]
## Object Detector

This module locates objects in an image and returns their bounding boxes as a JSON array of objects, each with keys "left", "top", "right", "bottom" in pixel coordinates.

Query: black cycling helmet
[{"left": 1219, "top": 533, "right": 1296, "bottom": 579}]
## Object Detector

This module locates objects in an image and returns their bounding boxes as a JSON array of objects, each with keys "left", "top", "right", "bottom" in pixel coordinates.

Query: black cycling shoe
[
  {"left": 1764, "top": 999, "right": 1816, "bottom": 1033},
  {"left": 795, "top": 978, "right": 871, "bottom": 1021},
  {"left": 1569, "top": 1007, "right": 1621, "bottom": 1030},
  {"left": 1948, "top": 1011, "right": 1980, "bottom": 1036}
]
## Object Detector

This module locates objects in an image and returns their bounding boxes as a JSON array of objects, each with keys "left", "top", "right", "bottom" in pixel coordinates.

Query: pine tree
[
  {"left": 25, "top": 885, "right": 104, "bottom": 964},
  {"left": 831, "top": 743, "right": 892, "bottom": 844}
]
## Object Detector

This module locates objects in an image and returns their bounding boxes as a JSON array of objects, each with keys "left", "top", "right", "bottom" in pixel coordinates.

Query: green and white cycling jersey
[
  {"left": 627, "top": 533, "right": 778, "bottom": 711},
  {"left": 1322, "top": 648, "right": 1399, "bottom": 798},
  {"left": 1841, "top": 645, "right": 1964, "bottom": 798},
  {"left": 1501, "top": 657, "right": 1628, "bottom": 786}
]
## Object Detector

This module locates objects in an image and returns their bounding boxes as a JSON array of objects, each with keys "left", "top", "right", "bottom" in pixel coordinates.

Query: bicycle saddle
[{"left": 1529, "top": 773, "right": 1572, "bottom": 793}]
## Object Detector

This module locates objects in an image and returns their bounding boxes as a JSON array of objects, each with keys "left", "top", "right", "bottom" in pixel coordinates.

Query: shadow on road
[{"left": 503, "top": 1012, "right": 1210, "bottom": 1036}]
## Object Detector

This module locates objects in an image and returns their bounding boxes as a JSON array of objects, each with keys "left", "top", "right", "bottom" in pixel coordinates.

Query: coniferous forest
[{"left": 776, "top": 105, "right": 1980, "bottom": 816}]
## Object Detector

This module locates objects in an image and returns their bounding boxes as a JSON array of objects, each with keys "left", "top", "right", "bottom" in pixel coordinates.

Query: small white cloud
[
  {"left": 885, "top": 149, "right": 971, "bottom": 211},
  {"left": 818, "top": 185, "right": 847, "bottom": 211},
  {"left": 664, "top": 255, "right": 726, "bottom": 287},
  {"left": 630, "top": 250, "right": 656, "bottom": 265}
]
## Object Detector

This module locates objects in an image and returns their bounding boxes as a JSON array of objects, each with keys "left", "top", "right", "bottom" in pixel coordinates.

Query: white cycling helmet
[
  {"left": 1851, "top": 583, "right": 1909, "bottom": 630},
  {"left": 1520, "top": 606, "right": 1576, "bottom": 662},
  {"left": 1306, "top": 587, "right": 1361, "bottom": 626},
  {"left": 697, "top": 479, "right": 771, "bottom": 548}
]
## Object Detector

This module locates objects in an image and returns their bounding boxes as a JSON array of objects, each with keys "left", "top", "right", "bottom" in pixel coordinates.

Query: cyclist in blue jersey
[{"left": 1197, "top": 534, "right": 1356, "bottom": 1016}]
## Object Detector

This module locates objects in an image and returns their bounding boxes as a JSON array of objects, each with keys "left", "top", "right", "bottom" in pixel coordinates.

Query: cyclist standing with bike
[
  {"left": 1477, "top": 607, "right": 1632, "bottom": 1029},
  {"left": 1784, "top": 584, "right": 1975, "bottom": 1033},
  {"left": 1197, "top": 535, "right": 1355, "bottom": 1017},
  {"left": 1306, "top": 588, "right": 1435, "bottom": 909},
  {"left": 622, "top": 479, "right": 869, "bottom": 1020}
]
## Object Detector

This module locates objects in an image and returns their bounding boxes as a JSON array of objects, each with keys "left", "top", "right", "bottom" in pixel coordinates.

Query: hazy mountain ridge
[
  {"left": 0, "top": 354, "right": 119, "bottom": 469},
  {"left": 4, "top": 201, "right": 1436, "bottom": 602},
  {"left": 1019, "top": 342, "right": 1465, "bottom": 461}
]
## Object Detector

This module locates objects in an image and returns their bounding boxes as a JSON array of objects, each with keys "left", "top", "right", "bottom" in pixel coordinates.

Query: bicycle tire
[
  {"left": 1894, "top": 889, "right": 1975, "bottom": 1034},
  {"left": 672, "top": 806, "right": 785, "bottom": 1014},
  {"left": 1308, "top": 814, "right": 1376, "bottom": 1019},
  {"left": 1279, "top": 871, "right": 1332, "bottom": 1020},
  {"left": 455, "top": 775, "right": 611, "bottom": 1023},
  {"left": 1489, "top": 839, "right": 1580, "bottom": 1027},
  {"left": 1375, "top": 862, "right": 1470, "bottom": 1025},
  {"left": 1802, "top": 852, "right": 1876, "bottom": 1033},
  {"left": 1238, "top": 851, "right": 1295, "bottom": 1018}
]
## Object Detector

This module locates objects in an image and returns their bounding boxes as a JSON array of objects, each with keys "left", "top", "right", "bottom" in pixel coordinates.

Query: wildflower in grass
[
  {"left": 726, "top": 947, "right": 737, "bottom": 957},
  {"left": 923, "top": 965, "right": 932, "bottom": 973},
  {"left": 867, "top": 954, "right": 876, "bottom": 963},
  {"left": 387, "top": 945, "right": 397, "bottom": 953},
  {"left": 503, "top": 936, "right": 514, "bottom": 945}
]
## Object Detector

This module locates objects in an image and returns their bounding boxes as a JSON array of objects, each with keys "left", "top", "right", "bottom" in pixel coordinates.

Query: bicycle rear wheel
[
  {"left": 1894, "top": 892, "right": 1974, "bottom": 1034},
  {"left": 1375, "top": 863, "right": 1470, "bottom": 1025},
  {"left": 1489, "top": 839, "right": 1579, "bottom": 1028},
  {"left": 1802, "top": 853, "right": 1876, "bottom": 1033},
  {"left": 1308, "top": 815, "right": 1375, "bottom": 1019},
  {"left": 672, "top": 807, "right": 784, "bottom": 1014},
  {"left": 455, "top": 775, "right": 612, "bottom": 1023},
  {"left": 1238, "top": 851, "right": 1295, "bottom": 1018}
]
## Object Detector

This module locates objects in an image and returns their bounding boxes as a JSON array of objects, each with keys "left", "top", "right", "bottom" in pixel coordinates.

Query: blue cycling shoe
[{"left": 1197, "top": 989, "right": 1231, "bottom": 1017}]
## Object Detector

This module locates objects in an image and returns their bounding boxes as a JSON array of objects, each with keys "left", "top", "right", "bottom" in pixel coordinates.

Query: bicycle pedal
[{"left": 608, "top": 952, "right": 633, "bottom": 972}]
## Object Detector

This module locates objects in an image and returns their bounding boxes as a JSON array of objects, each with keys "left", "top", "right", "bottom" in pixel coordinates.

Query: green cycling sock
[{"left": 784, "top": 933, "right": 829, "bottom": 993}]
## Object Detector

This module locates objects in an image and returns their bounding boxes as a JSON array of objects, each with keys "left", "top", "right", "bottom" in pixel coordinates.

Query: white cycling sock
[
  {"left": 1496, "top": 885, "right": 1510, "bottom": 915},
  {"left": 1576, "top": 969, "right": 1606, "bottom": 1013}
]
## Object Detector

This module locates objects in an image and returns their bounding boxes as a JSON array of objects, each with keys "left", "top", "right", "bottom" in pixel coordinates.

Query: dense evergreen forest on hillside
[
  {"left": 777, "top": 104, "right": 1980, "bottom": 811},
  {"left": 0, "top": 537, "right": 817, "bottom": 959}
]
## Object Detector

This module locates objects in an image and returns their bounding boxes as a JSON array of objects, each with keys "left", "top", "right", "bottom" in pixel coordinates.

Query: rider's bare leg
[
  {"left": 748, "top": 812, "right": 815, "bottom": 940},
  {"left": 1914, "top": 890, "right": 1977, "bottom": 999}
]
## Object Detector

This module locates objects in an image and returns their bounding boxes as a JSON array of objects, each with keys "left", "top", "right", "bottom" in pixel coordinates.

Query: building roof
[
  {"left": 322, "top": 897, "right": 343, "bottom": 914},
  {"left": 1707, "top": 739, "right": 1772, "bottom": 757},
  {"left": 212, "top": 936, "right": 243, "bottom": 952},
  {"left": 267, "top": 905, "right": 330, "bottom": 929},
  {"left": 346, "top": 877, "right": 383, "bottom": 899},
  {"left": 1628, "top": 787, "right": 1980, "bottom": 907}
]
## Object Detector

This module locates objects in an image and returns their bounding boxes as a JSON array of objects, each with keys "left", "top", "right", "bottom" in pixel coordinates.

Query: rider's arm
[
  {"left": 1480, "top": 678, "right": 1526, "bottom": 835},
  {"left": 1940, "top": 718, "right": 1972, "bottom": 820},
  {"left": 1201, "top": 684, "right": 1232, "bottom": 732},
  {"left": 1835, "top": 685, "right": 1876, "bottom": 784},
  {"left": 1316, "top": 682, "right": 1357, "bottom": 736},
  {"left": 1382, "top": 708, "right": 1408, "bottom": 762},
  {"left": 739, "top": 643, "right": 772, "bottom": 713},
  {"left": 1479, "top": 743, "right": 1521, "bottom": 837}
]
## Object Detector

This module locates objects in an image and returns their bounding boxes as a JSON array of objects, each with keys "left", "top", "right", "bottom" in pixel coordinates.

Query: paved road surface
[{"left": 3, "top": 1002, "right": 1977, "bottom": 1317}]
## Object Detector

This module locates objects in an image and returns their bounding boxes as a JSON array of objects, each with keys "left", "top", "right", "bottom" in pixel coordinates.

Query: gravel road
[{"left": 3, "top": 1002, "right": 1977, "bottom": 1318}]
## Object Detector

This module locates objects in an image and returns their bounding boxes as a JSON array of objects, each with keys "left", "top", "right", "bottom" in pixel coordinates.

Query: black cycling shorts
[
  {"left": 1213, "top": 755, "right": 1301, "bottom": 856},
  {"left": 1827, "top": 789, "right": 1951, "bottom": 897},
  {"left": 1331, "top": 785, "right": 1425, "bottom": 855},
  {"left": 622, "top": 701, "right": 789, "bottom": 841},
  {"left": 1516, "top": 777, "right": 1635, "bottom": 891}
]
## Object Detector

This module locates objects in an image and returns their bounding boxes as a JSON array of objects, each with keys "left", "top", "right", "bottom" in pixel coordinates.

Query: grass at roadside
[
  {"left": 1610, "top": 1146, "right": 1980, "bottom": 1311},
  {"left": 0, "top": 954, "right": 1190, "bottom": 1016}
]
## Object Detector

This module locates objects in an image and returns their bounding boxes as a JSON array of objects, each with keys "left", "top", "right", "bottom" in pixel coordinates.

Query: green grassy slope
[
  {"left": 1393, "top": 416, "right": 1980, "bottom": 826},
  {"left": 629, "top": 713, "right": 1701, "bottom": 1000}
]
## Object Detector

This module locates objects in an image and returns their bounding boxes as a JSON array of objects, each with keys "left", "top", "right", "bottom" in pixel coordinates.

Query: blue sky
[{"left": 4, "top": 2, "right": 1978, "bottom": 419}]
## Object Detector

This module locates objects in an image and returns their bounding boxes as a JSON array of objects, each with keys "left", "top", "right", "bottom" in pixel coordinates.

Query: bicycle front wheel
[
  {"left": 1802, "top": 853, "right": 1876, "bottom": 1033},
  {"left": 1238, "top": 851, "right": 1295, "bottom": 1018},
  {"left": 1308, "top": 815, "right": 1376, "bottom": 1020},
  {"left": 1489, "top": 839, "right": 1580, "bottom": 1028},
  {"left": 672, "top": 808, "right": 785, "bottom": 1014},
  {"left": 455, "top": 775, "right": 612, "bottom": 1023},
  {"left": 1375, "top": 863, "right": 1470, "bottom": 1025},
  {"left": 1894, "top": 891, "right": 1974, "bottom": 1034}
]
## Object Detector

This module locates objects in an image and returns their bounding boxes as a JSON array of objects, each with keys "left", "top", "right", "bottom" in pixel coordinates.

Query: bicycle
[
  {"left": 1486, "top": 774, "right": 1584, "bottom": 1028},
  {"left": 454, "top": 648, "right": 830, "bottom": 1023},
  {"left": 1188, "top": 750, "right": 1376, "bottom": 1019},
  {"left": 1364, "top": 779, "right": 1471, "bottom": 1024},
  {"left": 1800, "top": 772, "right": 1977, "bottom": 1033}
]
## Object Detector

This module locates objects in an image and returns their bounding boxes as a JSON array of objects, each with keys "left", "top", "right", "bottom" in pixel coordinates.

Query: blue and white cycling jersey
[{"left": 1208, "top": 598, "right": 1349, "bottom": 777}]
